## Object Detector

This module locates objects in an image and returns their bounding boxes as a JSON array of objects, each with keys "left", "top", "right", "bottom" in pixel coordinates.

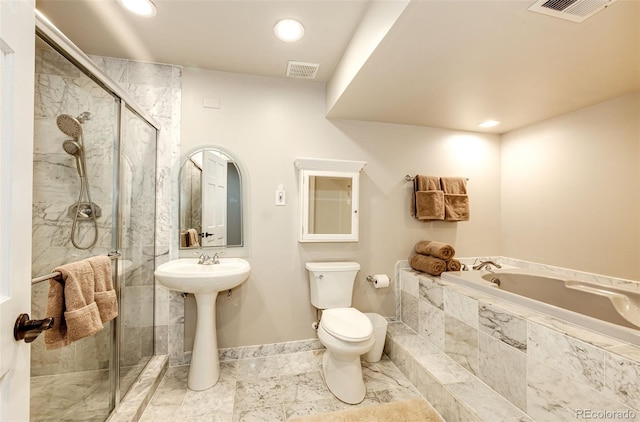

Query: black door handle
[{"left": 14, "top": 313, "right": 54, "bottom": 343}]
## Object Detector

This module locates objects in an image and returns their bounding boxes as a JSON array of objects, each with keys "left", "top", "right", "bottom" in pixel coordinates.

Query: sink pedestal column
[{"left": 188, "top": 293, "right": 220, "bottom": 391}]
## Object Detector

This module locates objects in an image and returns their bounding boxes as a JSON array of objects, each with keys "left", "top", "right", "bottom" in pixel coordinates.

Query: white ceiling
[{"left": 36, "top": 0, "right": 640, "bottom": 134}]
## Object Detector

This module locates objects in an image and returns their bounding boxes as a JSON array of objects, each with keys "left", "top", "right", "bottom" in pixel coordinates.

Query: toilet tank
[{"left": 305, "top": 262, "right": 361, "bottom": 309}]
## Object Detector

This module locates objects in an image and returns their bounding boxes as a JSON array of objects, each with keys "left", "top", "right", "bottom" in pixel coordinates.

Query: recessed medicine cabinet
[{"left": 294, "top": 158, "right": 366, "bottom": 242}]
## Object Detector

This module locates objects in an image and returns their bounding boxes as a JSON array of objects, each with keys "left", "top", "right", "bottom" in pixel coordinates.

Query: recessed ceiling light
[
  {"left": 117, "top": 0, "right": 157, "bottom": 17},
  {"left": 274, "top": 19, "right": 305, "bottom": 42},
  {"left": 478, "top": 120, "right": 501, "bottom": 128}
]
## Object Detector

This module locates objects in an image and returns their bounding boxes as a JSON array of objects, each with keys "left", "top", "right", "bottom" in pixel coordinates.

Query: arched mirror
[{"left": 179, "top": 148, "right": 243, "bottom": 248}]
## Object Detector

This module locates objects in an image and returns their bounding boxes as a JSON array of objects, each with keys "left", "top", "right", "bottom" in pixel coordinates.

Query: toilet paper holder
[{"left": 366, "top": 275, "right": 388, "bottom": 283}]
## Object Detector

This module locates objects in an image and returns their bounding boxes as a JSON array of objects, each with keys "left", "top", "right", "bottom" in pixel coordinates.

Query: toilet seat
[{"left": 321, "top": 308, "right": 373, "bottom": 342}]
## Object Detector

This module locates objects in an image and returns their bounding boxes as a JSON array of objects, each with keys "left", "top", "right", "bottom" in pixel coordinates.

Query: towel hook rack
[
  {"left": 31, "top": 252, "right": 121, "bottom": 285},
  {"left": 405, "top": 175, "right": 469, "bottom": 182}
]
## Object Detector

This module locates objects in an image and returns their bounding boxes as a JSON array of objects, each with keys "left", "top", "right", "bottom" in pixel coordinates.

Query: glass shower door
[
  {"left": 31, "top": 36, "right": 118, "bottom": 422},
  {"left": 118, "top": 106, "right": 157, "bottom": 396}
]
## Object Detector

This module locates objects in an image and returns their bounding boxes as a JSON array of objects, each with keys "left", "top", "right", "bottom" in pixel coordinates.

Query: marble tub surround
[
  {"left": 397, "top": 266, "right": 640, "bottom": 421},
  {"left": 139, "top": 349, "right": 424, "bottom": 422},
  {"left": 385, "top": 321, "right": 529, "bottom": 422}
]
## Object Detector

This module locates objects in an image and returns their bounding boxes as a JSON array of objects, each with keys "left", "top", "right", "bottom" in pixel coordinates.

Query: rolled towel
[
  {"left": 409, "top": 253, "right": 447, "bottom": 276},
  {"left": 446, "top": 259, "right": 462, "bottom": 272},
  {"left": 414, "top": 240, "right": 455, "bottom": 260}
]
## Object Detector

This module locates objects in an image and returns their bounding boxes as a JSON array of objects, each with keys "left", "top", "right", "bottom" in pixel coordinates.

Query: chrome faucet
[
  {"left": 196, "top": 251, "right": 224, "bottom": 265},
  {"left": 472, "top": 259, "right": 502, "bottom": 271}
]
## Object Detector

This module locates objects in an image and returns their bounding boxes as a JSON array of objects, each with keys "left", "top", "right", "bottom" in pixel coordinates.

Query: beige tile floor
[{"left": 140, "top": 350, "right": 423, "bottom": 422}]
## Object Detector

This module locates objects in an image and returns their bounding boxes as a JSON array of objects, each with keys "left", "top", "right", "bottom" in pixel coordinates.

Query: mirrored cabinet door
[{"left": 295, "top": 158, "right": 366, "bottom": 243}]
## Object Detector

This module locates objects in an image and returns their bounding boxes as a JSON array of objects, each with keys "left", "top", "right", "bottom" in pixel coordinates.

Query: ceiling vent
[
  {"left": 286, "top": 61, "right": 319, "bottom": 79},
  {"left": 528, "top": 0, "right": 618, "bottom": 22}
]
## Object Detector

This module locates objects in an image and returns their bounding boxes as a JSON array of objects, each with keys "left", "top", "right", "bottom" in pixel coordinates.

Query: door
[
  {"left": 201, "top": 150, "right": 227, "bottom": 247},
  {"left": 0, "top": 1, "right": 35, "bottom": 421}
]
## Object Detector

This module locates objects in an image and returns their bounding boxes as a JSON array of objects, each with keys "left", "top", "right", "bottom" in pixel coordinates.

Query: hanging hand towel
[
  {"left": 44, "top": 259, "right": 104, "bottom": 350},
  {"left": 440, "top": 177, "right": 469, "bottom": 221},
  {"left": 414, "top": 240, "right": 455, "bottom": 260},
  {"left": 412, "top": 175, "right": 444, "bottom": 220},
  {"left": 89, "top": 256, "right": 118, "bottom": 324},
  {"left": 187, "top": 228, "right": 200, "bottom": 247}
]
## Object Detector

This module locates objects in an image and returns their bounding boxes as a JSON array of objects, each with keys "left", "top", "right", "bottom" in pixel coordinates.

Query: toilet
[{"left": 306, "top": 262, "right": 374, "bottom": 404}]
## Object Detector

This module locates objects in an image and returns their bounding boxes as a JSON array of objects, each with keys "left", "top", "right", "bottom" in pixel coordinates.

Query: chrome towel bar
[{"left": 31, "top": 252, "right": 121, "bottom": 285}]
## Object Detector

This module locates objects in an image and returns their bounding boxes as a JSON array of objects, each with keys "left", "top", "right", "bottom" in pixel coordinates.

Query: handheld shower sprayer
[
  {"left": 56, "top": 112, "right": 98, "bottom": 250},
  {"left": 62, "top": 139, "right": 85, "bottom": 177}
]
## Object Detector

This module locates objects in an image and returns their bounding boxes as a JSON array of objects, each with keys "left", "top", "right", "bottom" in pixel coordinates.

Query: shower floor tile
[
  {"left": 140, "top": 350, "right": 423, "bottom": 421},
  {"left": 30, "top": 369, "right": 111, "bottom": 422}
]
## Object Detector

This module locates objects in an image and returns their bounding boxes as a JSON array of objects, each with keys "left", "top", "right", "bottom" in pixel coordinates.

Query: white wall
[
  {"left": 181, "top": 67, "right": 501, "bottom": 348},
  {"left": 501, "top": 92, "right": 640, "bottom": 280}
]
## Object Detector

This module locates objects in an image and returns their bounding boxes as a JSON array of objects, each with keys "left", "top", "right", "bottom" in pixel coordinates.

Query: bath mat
[{"left": 290, "top": 398, "right": 444, "bottom": 422}]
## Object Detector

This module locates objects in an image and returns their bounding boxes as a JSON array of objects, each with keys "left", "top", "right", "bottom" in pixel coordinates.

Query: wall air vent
[
  {"left": 528, "top": 0, "right": 618, "bottom": 22},
  {"left": 286, "top": 61, "right": 319, "bottom": 79}
]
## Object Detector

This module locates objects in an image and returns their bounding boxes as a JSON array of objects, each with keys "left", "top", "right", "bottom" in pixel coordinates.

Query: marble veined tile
[
  {"left": 528, "top": 322, "right": 605, "bottom": 391},
  {"left": 415, "top": 351, "right": 475, "bottom": 385},
  {"left": 478, "top": 332, "right": 527, "bottom": 411},
  {"left": 444, "top": 288, "right": 478, "bottom": 328},
  {"left": 362, "top": 359, "right": 412, "bottom": 392},
  {"left": 447, "top": 378, "right": 527, "bottom": 421},
  {"left": 284, "top": 399, "right": 335, "bottom": 420},
  {"left": 527, "top": 359, "right": 637, "bottom": 421},
  {"left": 277, "top": 350, "right": 323, "bottom": 376},
  {"left": 236, "top": 355, "right": 282, "bottom": 380},
  {"left": 393, "top": 331, "right": 441, "bottom": 357},
  {"left": 180, "top": 380, "right": 236, "bottom": 417},
  {"left": 604, "top": 352, "right": 640, "bottom": 411},
  {"left": 280, "top": 371, "right": 332, "bottom": 404},
  {"left": 400, "top": 269, "right": 420, "bottom": 298},
  {"left": 233, "top": 405, "right": 285, "bottom": 422},
  {"left": 419, "top": 277, "right": 444, "bottom": 309},
  {"left": 401, "top": 290, "right": 419, "bottom": 332},
  {"left": 418, "top": 298, "right": 445, "bottom": 350},
  {"left": 233, "top": 376, "right": 283, "bottom": 412},
  {"left": 444, "top": 314, "right": 479, "bottom": 375},
  {"left": 479, "top": 302, "right": 527, "bottom": 352},
  {"left": 386, "top": 321, "right": 418, "bottom": 339}
]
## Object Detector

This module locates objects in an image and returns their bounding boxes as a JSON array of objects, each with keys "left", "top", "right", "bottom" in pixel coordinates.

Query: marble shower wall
[
  {"left": 32, "top": 45, "right": 118, "bottom": 376},
  {"left": 399, "top": 267, "right": 640, "bottom": 421},
  {"left": 31, "top": 42, "right": 181, "bottom": 377}
]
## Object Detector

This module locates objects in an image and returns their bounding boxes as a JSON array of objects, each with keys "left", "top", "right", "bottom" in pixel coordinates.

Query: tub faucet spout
[{"left": 472, "top": 260, "right": 502, "bottom": 271}]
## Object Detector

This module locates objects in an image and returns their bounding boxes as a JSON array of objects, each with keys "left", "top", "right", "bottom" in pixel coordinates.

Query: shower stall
[{"left": 30, "top": 15, "right": 159, "bottom": 421}]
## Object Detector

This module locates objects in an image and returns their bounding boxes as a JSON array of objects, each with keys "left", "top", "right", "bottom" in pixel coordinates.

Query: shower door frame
[{"left": 35, "top": 10, "right": 160, "bottom": 411}]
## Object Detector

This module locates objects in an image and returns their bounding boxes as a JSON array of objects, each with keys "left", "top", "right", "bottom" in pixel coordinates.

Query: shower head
[
  {"left": 63, "top": 139, "right": 85, "bottom": 177},
  {"left": 56, "top": 114, "right": 83, "bottom": 138}
]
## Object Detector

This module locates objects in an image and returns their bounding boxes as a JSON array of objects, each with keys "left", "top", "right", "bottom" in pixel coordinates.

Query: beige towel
[
  {"left": 414, "top": 240, "right": 455, "bottom": 260},
  {"left": 89, "top": 256, "right": 118, "bottom": 324},
  {"left": 180, "top": 230, "right": 188, "bottom": 247},
  {"left": 409, "top": 253, "right": 447, "bottom": 276},
  {"left": 446, "top": 258, "right": 462, "bottom": 271},
  {"left": 187, "top": 228, "right": 200, "bottom": 248},
  {"left": 412, "top": 175, "right": 444, "bottom": 220},
  {"left": 441, "top": 177, "right": 469, "bottom": 221},
  {"left": 44, "top": 259, "right": 104, "bottom": 350}
]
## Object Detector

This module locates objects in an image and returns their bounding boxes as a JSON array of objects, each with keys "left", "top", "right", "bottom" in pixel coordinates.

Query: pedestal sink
[{"left": 154, "top": 257, "right": 251, "bottom": 390}]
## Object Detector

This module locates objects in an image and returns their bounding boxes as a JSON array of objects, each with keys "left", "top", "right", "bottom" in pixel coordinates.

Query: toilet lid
[{"left": 321, "top": 308, "right": 373, "bottom": 341}]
